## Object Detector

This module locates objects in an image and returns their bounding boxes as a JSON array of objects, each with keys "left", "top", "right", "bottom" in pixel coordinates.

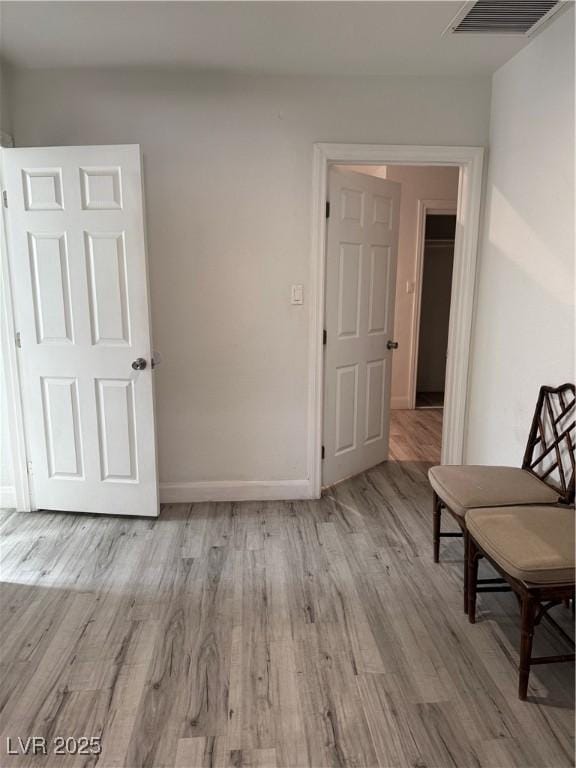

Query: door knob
[
  {"left": 387, "top": 340, "right": 399, "bottom": 350},
  {"left": 131, "top": 357, "right": 147, "bottom": 370}
]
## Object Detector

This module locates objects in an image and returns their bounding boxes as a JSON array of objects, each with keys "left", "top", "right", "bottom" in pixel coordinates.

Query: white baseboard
[
  {"left": 159, "top": 479, "right": 314, "bottom": 503},
  {"left": 0, "top": 485, "right": 16, "bottom": 509},
  {"left": 390, "top": 396, "right": 412, "bottom": 410}
]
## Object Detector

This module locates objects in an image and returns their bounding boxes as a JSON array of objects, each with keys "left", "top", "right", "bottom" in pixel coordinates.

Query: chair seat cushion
[
  {"left": 428, "top": 465, "right": 559, "bottom": 518},
  {"left": 466, "top": 505, "right": 575, "bottom": 585}
]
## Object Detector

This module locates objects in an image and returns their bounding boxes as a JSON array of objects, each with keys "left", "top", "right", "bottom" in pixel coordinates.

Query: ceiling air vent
[{"left": 449, "top": 1, "right": 564, "bottom": 35}]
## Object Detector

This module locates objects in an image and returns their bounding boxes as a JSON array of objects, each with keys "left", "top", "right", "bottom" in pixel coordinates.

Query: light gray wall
[
  {"left": 7, "top": 69, "right": 491, "bottom": 485},
  {"left": 0, "top": 60, "right": 12, "bottom": 138},
  {"left": 466, "top": 8, "right": 575, "bottom": 465}
]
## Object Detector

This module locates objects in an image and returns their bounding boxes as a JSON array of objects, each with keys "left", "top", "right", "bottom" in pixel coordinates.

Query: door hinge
[
  {"left": 15, "top": 332, "right": 21, "bottom": 348},
  {"left": 323, "top": 329, "right": 327, "bottom": 345},
  {"left": 325, "top": 201, "right": 330, "bottom": 219},
  {"left": 321, "top": 445, "right": 325, "bottom": 460},
  {"left": 26, "top": 461, "right": 33, "bottom": 475},
  {"left": 2, "top": 190, "right": 7, "bottom": 208}
]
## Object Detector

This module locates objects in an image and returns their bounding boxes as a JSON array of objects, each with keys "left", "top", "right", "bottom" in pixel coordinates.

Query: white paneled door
[
  {"left": 4, "top": 145, "right": 158, "bottom": 516},
  {"left": 323, "top": 169, "right": 401, "bottom": 488}
]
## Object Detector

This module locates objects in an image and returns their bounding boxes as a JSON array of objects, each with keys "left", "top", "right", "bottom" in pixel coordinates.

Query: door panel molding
[
  {"left": 323, "top": 170, "right": 400, "bottom": 487},
  {"left": 4, "top": 144, "right": 158, "bottom": 516},
  {"left": 308, "top": 143, "right": 485, "bottom": 497}
]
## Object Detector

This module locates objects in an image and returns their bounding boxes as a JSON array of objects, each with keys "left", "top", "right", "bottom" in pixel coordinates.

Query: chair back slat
[{"left": 522, "top": 384, "right": 576, "bottom": 504}]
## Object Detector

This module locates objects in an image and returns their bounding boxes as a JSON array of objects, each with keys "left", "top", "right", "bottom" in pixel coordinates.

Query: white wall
[
  {"left": 466, "top": 8, "right": 575, "bottom": 465},
  {"left": 6, "top": 69, "right": 490, "bottom": 496},
  {"left": 342, "top": 165, "right": 388, "bottom": 179}
]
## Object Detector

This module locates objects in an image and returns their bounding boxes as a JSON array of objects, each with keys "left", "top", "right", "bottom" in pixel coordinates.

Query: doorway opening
[
  {"left": 310, "top": 144, "right": 484, "bottom": 496},
  {"left": 322, "top": 164, "right": 458, "bottom": 478},
  {"left": 415, "top": 212, "right": 456, "bottom": 410}
]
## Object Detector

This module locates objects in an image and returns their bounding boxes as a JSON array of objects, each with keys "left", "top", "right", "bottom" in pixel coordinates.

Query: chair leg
[
  {"left": 519, "top": 595, "right": 537, "bottom": 701},
  {"left": 467, "top": 536, "right": 480, "bottom": 623},
  {"left": 463, "top": 529, "right": 469, "bottom": 614},
  {"left": 433, "top": 491, "right": 441, "bottom": 563}
]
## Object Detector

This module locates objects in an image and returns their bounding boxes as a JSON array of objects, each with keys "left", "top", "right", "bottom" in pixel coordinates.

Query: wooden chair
[
  {"left": 467, "top": 504, "right": 575, "bottom": 700},
  {"left": 428, "top": 383, "right": 575, "bottom": 611}
]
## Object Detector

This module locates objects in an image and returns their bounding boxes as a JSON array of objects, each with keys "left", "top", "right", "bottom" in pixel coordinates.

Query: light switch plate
[{"left": 291, "top": 284, "right": 304, "bottom": 305}]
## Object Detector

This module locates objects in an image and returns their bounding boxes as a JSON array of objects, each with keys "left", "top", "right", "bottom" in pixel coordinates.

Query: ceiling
[{"left": 0, "top": 1, "right": 549, "bottom": 76}]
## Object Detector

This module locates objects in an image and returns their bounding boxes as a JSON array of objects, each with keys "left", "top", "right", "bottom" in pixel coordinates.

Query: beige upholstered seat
[
  {"left": 428, "top": 465, "right": 560, "bottom": 518},
  {"left": 466, "top": 505, "right": 575, "bottom": 585}
]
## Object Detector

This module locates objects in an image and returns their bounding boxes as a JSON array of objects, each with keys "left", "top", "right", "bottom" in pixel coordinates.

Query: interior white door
[
  {"left": 4, "top": 145, "right": 158, "bottom": 516},
  {"left": 323, "top": 169, "right": 401, "bottom": 488}
]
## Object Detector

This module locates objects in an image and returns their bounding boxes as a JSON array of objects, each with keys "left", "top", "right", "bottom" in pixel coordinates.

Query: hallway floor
[{"left": 389, "top": 407, "right": 443, "bottom": 464}]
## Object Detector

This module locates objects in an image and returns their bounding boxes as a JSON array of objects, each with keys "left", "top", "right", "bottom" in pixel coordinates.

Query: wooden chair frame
[
  {"left": 522, "top": 383, "right": 576, "bottom": 504},
  {"left": 432, "top": 383, "right": 576, "bottom": 613},
  {"left": 433, "top": 493, "right": 511, "bottom": 612},
  {"left": 467, "top": 533, "right": 575, "bottom": 700}
]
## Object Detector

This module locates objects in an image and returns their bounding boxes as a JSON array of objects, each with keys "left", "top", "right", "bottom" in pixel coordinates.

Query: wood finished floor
[{"left": 0, "top": 409, "right": 573, "bottom": 768}]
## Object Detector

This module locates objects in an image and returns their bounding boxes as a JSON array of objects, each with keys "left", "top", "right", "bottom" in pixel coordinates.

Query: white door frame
[
  {"left": 1, "top": 150, "right": 32, "bottom": 511},
  {"left": 409, "top": 198, "right": 457, "bottom": 410},
  {"left": 307, "top": 143, "right": 484, "bottom": 498}
]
